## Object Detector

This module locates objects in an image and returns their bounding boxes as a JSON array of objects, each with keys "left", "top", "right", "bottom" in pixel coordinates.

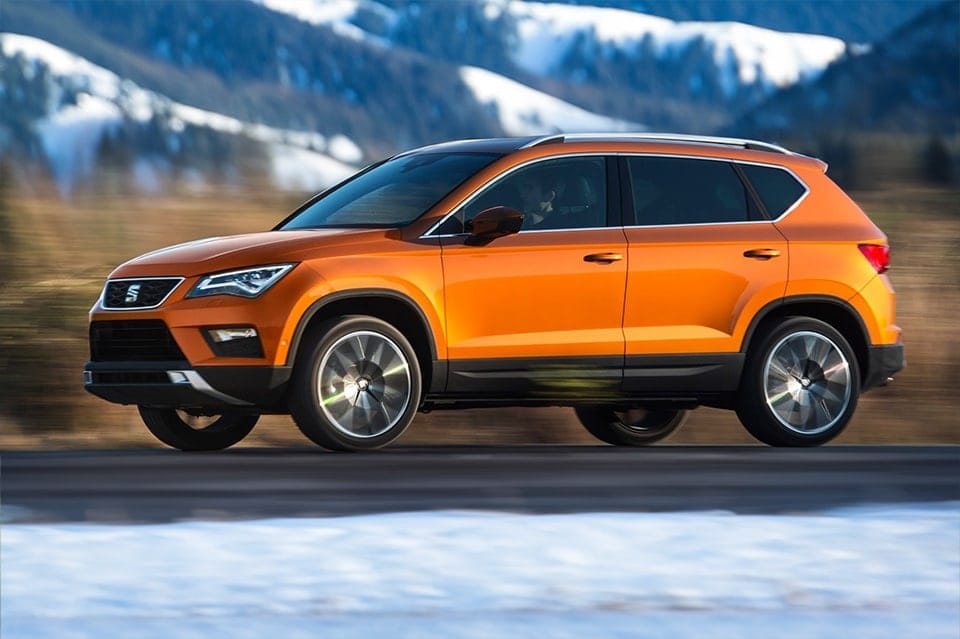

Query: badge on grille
[{"left": 125, "top": 284, "right": 141, "bottom": 304}]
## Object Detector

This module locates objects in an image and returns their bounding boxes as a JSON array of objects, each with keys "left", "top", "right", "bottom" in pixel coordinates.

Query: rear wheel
[
  {"left": 138, "top": 407, "right": 258, "bottom": 451},
  {"left": 575, "top": 406, "right": 687, "bottom": 446},
  {"left": 737, "top": 317, "right": 860, "bottom": 446},
  {"left": 290, "top": 316, "right": 422, "bottom": 451}
]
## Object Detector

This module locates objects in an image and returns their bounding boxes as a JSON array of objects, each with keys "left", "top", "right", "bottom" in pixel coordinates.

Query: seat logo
[{"left": 125, "top": 284, "right": 141, "bottom": 304}]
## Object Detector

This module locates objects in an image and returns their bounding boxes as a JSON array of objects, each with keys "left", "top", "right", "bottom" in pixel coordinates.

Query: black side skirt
[{"left": 435, "top": 353, "right": 743, "bottom": 406}]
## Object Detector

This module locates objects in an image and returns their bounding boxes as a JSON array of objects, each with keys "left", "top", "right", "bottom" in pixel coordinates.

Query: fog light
[
  {"left": 203, "top": 326, "right": 264, "bottom": 358},
  {"left": 167, "top": 371, "right": 190, "bottom": 384},
  {"left": 208, "top": 327, "right": 259, "bottom": 342}
]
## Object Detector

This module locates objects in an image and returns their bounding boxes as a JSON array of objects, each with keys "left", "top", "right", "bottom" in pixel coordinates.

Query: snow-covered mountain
[
  {"left": 0, "top": 33, "right": 361, "bottom": 193},
  {"left": 0, "top": 0, "right": 951, "bottom": 194},
  {"left": 0, "top": 28, "right": 639, "bottom": 193},
  {"left": 498, "top": 1, "right": 848, "bottom": 93},
  {"left": 459, "top": 65, "right": 638, "bottom": 136},
  {"left": 730, "top": 0, "right": 959, "bottom": 139},
  {"left": 254, "top": 0, "right": 854, "bottom": 118}
]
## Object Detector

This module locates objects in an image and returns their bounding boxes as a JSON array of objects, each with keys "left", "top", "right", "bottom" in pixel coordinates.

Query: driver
[{"left": 516, "top": 172, "right": 556, "bottom": 228}]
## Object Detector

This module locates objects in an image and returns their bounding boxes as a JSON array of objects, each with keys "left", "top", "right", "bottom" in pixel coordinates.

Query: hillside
[
  {"left": 731, "top": 0, "right": 960, "bottom": 139},
  {"left": 552, "top": 0, "right": 940, "bottom": 42},
  {"left": 0, "top": 0, "right": 954, "bottom": 193},
  {"left": 255, "top": 0, "right": 856, "bottom": 128}
]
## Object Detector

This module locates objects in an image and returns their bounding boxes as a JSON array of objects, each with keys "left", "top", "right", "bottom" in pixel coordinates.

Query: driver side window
[{"left": 438, "top": 157, "right": 607, "bottom": 235}]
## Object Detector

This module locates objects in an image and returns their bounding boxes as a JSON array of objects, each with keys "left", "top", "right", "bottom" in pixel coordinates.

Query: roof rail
[
  {"left": 524, "top": 132, "right": 792, "bottom": 155},
  {"left": 519, "top": 134, "right": 565, "bottom": 149}
]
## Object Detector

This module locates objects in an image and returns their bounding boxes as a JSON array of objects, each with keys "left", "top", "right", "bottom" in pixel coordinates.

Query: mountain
[
  {"left": 549, "top": 0, "right": 941, "bottom": 43},
  {"left": 0, "top": 0, "right": 504, "bottom": 157},
  {"left": 0, "top": 33, "right": 361, "bottom": 193},
  {"left": 0, "top": 0, "right": 639, "bottom": 193},
  {"left": 255, "top": 0, "right": 855, "bottom": 128},
  {"left": 0, "top": 0, "right": 952, "bottom": 194},
  {"left": 731, "top": 0, "right": 960, "bottom": 139}
]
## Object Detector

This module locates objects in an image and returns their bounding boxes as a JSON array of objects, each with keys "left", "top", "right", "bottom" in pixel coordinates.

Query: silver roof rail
[
  {"left": 524, "top": 132, "right": 792, "bottom": 155},
  {"left": 520, "top": 134, "right": 565, "bottom": 149}
]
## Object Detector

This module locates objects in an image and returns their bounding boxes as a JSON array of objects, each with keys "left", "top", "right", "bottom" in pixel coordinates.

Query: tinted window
[
  {"left": 438, "top": 156, "right": 607, "bottom": 234},
  {"left": 626, "top": 157, "right": 756, "bottom": 226},
  {"left": 739, "top": 164, "right": 806, "bottom": 218},
  {"left": 281, "top": 152, "right": 500, "bottom": 229}
]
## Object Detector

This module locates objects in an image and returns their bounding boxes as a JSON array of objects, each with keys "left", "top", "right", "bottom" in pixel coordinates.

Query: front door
[{"left": 437, "top": 156, "right": 628, "bottom": 395}]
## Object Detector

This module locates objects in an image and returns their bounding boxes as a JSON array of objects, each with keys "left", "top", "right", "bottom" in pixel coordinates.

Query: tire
[
  {"left": 289, "top": 316, "right": 422, "bottom": 451},
  {"left": 736, "top": 317, "right": 860, "bottom": 447},
  {"left": 575, "top": 406, "right": 687, "bottom": 446},
  {"left": 138, "top": 407, "right": 258, "bottom": 451}
]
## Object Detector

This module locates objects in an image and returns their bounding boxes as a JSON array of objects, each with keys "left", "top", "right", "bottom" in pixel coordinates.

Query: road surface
[{"left": 3, "top": 446, "right": 958, "bottom": 523}]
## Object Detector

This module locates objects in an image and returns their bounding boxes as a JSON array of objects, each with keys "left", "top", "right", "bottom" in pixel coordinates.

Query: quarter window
[
  {"left": 626, "top": 156, "right": 758, "bottom": 226},
  {"left": 738, "top": 164, "right": 807, "bottom": 218}
]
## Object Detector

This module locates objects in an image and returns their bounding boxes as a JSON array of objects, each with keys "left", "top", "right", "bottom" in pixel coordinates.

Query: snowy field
[{"left": 3, "top": 503, "right": 958, "bottom": 639}]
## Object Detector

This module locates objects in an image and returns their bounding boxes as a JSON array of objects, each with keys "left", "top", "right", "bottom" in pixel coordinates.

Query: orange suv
[{"left": 84, "top": 134, "right": 903, "bottom": 451}]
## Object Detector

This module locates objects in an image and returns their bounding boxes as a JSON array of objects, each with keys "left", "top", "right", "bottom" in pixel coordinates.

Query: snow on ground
[
  {"left": 269, "top": 143, "right": 356, "bottom": 191},
  {"left": 252, "top": 0, "right": 395, "bottom": 45},
  {"left": 254, "top": 0, "right": 850, "bottom": 98},
  {"left": 500, "top": 1, "right": 850, "bottom": 95},
  {"left": 0, "top": 33, "right": 359, "bottom": 192},
  {"left": 3, "top": 503, "right": 958, "bottom": 639},
  {"left": 460, "top": 66, "right": 640, "bottom": 135},
  {"left": 34, "top": 94, "right": 123, "bottom": 188}
]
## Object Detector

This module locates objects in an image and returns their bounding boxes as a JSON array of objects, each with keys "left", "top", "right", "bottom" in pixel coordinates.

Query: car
[{"left": 84, "top": 133, "right": 904, "bottom": 451}]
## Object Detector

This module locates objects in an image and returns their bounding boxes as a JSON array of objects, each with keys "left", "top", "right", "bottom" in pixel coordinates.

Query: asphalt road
[{"left": 2, "top": 446, "right": 958, "bottom": 523}]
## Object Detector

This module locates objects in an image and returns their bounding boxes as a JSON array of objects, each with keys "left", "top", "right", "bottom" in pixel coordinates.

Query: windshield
[{"left": 279, "top": 152, "right": 501, "bottom": 229}]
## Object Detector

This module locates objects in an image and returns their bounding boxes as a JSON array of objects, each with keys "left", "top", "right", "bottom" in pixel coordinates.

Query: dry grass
[{"left": 0, "top": 179, "right": 957, "bottom": 449}]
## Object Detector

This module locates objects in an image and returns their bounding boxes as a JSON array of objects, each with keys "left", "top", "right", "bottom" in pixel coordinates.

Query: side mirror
[{"left": 464, "top": 206, "right": 524, "bottom": 246}]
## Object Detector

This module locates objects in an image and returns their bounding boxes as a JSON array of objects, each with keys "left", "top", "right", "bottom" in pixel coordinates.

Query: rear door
[{"left": 619, "top": 155, "right": 788, "bottom": 392}]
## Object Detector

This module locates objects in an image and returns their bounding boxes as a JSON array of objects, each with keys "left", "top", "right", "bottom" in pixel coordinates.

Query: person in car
[{"left": 516, "top": 172, "right": 556, "bottom": 228}]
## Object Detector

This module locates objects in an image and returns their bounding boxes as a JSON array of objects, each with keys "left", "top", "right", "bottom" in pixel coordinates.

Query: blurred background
[{"left": 0, "top": 0, "right": 957, "bottom": 448}]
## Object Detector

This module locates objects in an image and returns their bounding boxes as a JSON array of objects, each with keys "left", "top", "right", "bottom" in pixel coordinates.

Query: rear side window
[
  {"left": 626, "top": 156, "right": 759, "bottom": 226},
  {"left": 738, "top": 164, "right": 807, "bottom": 218}
]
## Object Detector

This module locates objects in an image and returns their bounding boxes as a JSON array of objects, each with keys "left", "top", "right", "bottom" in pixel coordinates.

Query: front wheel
[
  {"left": 289, "top": 316, "right": 422, "bottom": 451},
  {"left": 575, "top": 406, "right": 688, "bottom": 446},
  {"left": 138, "top": 407, "right": 259, "bottom": 451},
  {"left": 736, "top": 317, "right": 860, "bottom": 446}
]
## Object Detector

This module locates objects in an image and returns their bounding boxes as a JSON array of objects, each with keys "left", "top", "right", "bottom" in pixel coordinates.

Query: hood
[{"left": 110, "top": 228, "right": 390, "bottom": 278}]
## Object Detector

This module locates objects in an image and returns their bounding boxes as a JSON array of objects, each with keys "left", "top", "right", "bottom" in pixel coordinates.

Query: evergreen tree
[
  {"left": 818, "top": 136, "right": 860, "bottom": 191},
  {"left": 0, "top": 158, "right": 15, "bottom": 286},
  {"left": 921, "top": 136, "right": 954, "bottom": 185}
]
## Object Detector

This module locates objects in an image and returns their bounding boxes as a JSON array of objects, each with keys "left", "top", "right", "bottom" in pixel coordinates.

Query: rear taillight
[{"left": 858, "top": 243, "right": 890, "bottom": 274}]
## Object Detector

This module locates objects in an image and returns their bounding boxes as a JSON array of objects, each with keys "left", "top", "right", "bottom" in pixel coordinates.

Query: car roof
[
  {"left": 397, "top": 137, "right": 543, "bottom": 156},
  {"left": 396, "top": 133, "right": 827, "bottom": 172},
  {"left": 403, "top": 133, "right": 792, "bottom": 156}
]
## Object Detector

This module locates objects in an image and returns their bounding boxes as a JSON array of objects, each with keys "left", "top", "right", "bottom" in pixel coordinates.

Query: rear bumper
[
  {"left": 863, "top": 344, "right": 905, "bottom": 390},
  {"left": 83, "top": 361, "right": 292, "bottom": 410}
]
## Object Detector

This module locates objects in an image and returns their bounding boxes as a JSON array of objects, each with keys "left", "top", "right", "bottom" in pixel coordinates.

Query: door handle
[
  {"left": 743, "top": 248, "right": 781, "bottom": 260},
  {"left": 583, "top": 252, "right": 624, "bottom": 264}
]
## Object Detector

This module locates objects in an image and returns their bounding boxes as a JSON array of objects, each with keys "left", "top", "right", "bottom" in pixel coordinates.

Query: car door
[
  {"left": 435, "top": 156, "right": 628, "bottom": 395},
  {"left": 619, "top": 155, "right": 788, "bottom": 392}
]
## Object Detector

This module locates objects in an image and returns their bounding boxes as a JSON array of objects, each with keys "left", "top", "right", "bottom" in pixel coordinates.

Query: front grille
[
  {"left": 90, "top": 320, "right": 187, "bottom": 362},
  {"left": 103, "top": 278, "right": 183, "bottom": 309}
]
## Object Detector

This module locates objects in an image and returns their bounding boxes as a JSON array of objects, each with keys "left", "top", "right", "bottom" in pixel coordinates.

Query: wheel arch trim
[
  {"left": 740, "top": 295, "right": 871, "bottom": 380},
  {"left": 285, "top": 288, "right": 443, "bottom": 391}
]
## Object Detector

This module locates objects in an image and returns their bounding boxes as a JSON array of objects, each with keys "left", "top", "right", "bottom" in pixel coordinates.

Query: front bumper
[
  {"left": 862, "top": 344, "right": 905, "bottom": 390},
  {"left": 83, "top": 361, "right": 292, "bottom": 410}
]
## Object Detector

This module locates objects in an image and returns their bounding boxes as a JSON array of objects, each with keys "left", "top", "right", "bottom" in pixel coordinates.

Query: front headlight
[{"left": 186, "top": 264, "right": 296, "bottom": 299}]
